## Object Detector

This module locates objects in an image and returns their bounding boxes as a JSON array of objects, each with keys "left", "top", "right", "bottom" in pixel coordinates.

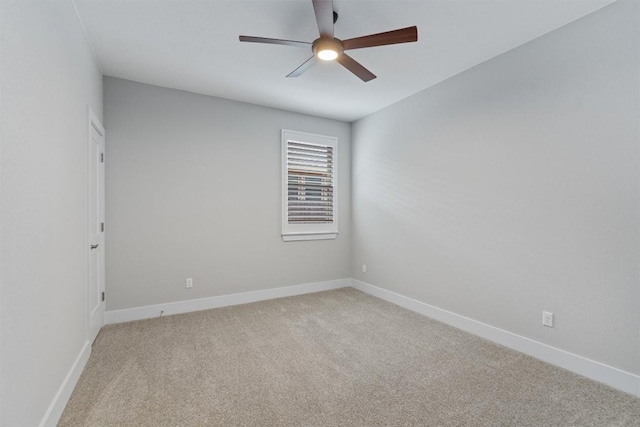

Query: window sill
[{"left": 282, "top": 232, "right": 338, "bottom": 242}]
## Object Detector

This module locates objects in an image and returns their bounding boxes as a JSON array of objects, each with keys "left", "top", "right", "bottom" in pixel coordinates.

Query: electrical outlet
[
  {"left": 186, "top": 278, "right": 193, "bottom": 289},
  {"left": 362, "top": 264, "right": 367, "bottom": 273},
  {"left": 542, "top": 311, "right": 554, "bottom": 327}
]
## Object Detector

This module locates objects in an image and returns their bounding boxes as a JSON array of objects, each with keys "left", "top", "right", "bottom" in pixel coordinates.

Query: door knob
[{"left": 90, "top": 244, "right": 99, "bottom": 250}]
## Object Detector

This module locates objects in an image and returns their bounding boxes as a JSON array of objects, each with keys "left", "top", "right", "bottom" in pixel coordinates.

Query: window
[{"left": 282, "top": 130, "right": 338, "bottom": 241}]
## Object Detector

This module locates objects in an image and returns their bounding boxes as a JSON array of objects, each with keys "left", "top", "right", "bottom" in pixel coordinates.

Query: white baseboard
[
  {"left": 105, "top": 278, "right": 350, "bottom": 324},
  {"left": 39, "top": 340, "right": 91, "bottom": 427},
  {"left": 351, "top": 279, "right": 640, "bottom": 397}
]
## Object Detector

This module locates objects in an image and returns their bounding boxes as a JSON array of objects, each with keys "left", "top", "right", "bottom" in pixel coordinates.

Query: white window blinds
[
  {"left": 281, "top": 130, "right": 338, "bottom": 241},
  {"left": 287, "top": 141, "right": 334, "bottom": 224}
]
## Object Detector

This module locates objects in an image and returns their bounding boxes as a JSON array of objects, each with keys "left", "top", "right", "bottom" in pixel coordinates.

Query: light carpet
[{"left": 60, "top": 288, "right": 640, "bottom": 426}]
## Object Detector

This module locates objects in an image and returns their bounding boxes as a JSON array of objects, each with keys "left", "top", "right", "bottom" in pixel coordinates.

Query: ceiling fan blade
[
  {"left": 312, "top": 0, "right": 334, "bottom": 38},
  {"left": 336, "top": 53, "right": 376, "bottom": 82},
  {"left": 239, "top": 35, "right": 311, "bottom": 48},
  {"left": 343, "top": 26, "right": 418, "bottom": 50},
  {"left": 287, "top": 56, "right": 317, "bottom": 78}
]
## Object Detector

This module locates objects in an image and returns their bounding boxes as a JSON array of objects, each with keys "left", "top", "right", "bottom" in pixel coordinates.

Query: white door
[{"left": 88, "top": 110, "right": 105, "bottom": 343}]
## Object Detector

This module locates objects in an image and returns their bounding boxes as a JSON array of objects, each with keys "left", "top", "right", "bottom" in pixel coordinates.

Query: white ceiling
[{"left": 74, "top": 0, "right": 615, "bottom": 122}]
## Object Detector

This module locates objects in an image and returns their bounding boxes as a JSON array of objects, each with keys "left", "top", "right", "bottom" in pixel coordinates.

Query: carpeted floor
[{"left": 60, "top": 288, "right": 640, "bottom": 426}]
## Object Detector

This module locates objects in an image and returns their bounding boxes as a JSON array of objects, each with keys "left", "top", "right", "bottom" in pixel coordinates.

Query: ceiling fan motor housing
[{"left": 312, "top": 37, "right": 344, "bottom": 59}]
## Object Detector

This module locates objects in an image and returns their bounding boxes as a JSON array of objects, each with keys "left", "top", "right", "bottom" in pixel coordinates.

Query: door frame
[{"left": 86, "top": 106, "right": 106, "bottom": 343}]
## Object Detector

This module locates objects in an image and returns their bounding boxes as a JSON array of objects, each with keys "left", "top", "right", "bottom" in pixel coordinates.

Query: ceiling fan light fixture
[
  {"left": 317, "top": 49, "right": 338, "bottom": 61},
  {"left": 312, "top": 38, "right": 343, "bottom": 61}
]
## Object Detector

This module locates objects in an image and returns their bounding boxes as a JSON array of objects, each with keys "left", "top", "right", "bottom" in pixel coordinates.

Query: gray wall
[
  {"left": 0, "top": 1, "right": 103, "bottom": 425},
  {"left": 103, "top": 77, "right": 351, "bottom": 310},
  {"left": 351, "top": 1, "right": 639, "bottom": 375}
]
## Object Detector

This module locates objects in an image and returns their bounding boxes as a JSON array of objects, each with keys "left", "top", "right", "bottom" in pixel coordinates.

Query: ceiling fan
[{"left": 239, "top": 0, "right": 418, "bottom": 82}]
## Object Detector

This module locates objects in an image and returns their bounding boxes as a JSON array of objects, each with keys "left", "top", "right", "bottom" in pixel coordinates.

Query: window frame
[{"left": 281, "top": 129, "right": 338, "bottom": 242}]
